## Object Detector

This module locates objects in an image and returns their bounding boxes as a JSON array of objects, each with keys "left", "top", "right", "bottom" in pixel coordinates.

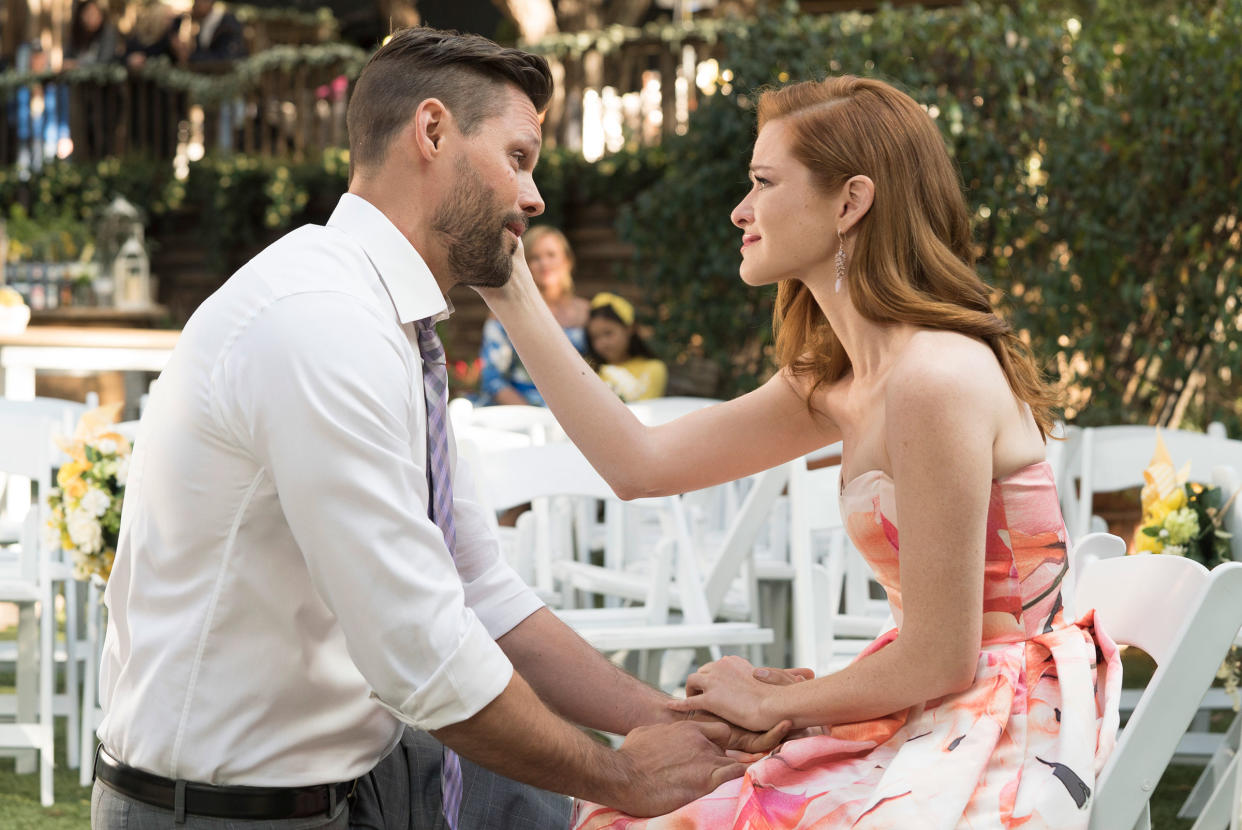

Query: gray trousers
[{"left": 92, "top": 729, "right": 571, "bottom": 830}]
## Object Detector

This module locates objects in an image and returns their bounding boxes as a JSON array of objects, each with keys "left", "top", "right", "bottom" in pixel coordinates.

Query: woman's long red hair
[{"left": 761, "top": 76, "right": 1057, "bottom": 437}]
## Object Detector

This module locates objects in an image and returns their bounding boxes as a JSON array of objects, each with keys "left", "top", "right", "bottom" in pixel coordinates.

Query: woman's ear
[{"left": 839, "top": 174, "right": 875, "bottom": 234}]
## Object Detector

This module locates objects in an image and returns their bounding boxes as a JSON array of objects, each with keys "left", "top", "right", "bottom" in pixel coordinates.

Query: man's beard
[{"left": 432, "top": 159, "right": 526, "bottom": 288}]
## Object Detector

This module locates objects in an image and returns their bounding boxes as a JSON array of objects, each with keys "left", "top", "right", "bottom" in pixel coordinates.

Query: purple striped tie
[{"left": 415, "top": 317, "right": 463, "bottom": 829}]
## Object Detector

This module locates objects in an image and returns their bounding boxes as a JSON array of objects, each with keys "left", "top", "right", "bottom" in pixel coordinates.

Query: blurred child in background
[{"left": 587, "top": 292, "right": 666, "bottom": 402}]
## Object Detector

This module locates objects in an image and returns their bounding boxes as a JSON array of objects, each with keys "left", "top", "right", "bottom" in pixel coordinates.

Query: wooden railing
[
  {"left": 0, "top": 46, "right": 363, "bottom": 167},
  {"left": 0, "top": 26, "right": 734, "bottom": 168}
]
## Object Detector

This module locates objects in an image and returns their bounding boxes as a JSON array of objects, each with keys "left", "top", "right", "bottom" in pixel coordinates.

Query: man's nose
[{"left": 520, "top": 179, "right": 545, "bottom": 217}]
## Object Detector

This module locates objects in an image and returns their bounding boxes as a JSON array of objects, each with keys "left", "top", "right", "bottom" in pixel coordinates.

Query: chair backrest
[
  {"left": 1061, "top": 532, "right": 1127, "bottom": 619},
  {"left": 788, "top": 457, "right": 846, "bottom": 670},
  {"left": 1074, "top": 426, "right": 1242, "bottom": 540},
  {"left": 0, "top": 412, "right": 58, "bottom": 581},
  {"left": 466, "top": 440, "right": 679, "bottom": 595},
  {"left": 1077, "top": 551, "right": 1242, "bottom": 829}
]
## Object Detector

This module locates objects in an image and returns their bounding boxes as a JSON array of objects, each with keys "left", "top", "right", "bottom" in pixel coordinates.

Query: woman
[
  {"left": 65, "top": 0, "right": 120, "bottom": 68},
  {"left": 476, "top": 225, "right": 589, "bottom": 405},
  {"left": 587, "top": 292, "right": 668, "bottom": 402},
  {"left": 482, "top": 75, "right": 1120, "bottom": 828}
]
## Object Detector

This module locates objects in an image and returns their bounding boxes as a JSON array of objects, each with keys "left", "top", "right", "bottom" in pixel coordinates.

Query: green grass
[
  {"left": 0, "top": 720, "right": 93, "bottom": 829},
  {"left": 0, "top": 648, "right": 1227, "bottom": 827}
]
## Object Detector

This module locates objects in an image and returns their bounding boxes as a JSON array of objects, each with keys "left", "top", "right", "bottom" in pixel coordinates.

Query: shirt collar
[{"left": 327, "top": 193, "right": 449, "bottom": 324}]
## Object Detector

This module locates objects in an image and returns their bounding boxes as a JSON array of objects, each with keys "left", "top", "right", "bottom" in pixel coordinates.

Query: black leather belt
[{"left": 95, "top": 746, "right": 354, "bottom": 821}]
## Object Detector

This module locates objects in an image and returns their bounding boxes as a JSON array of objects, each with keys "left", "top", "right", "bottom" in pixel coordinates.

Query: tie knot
[{"left": 416, "top": 318, "right": 445, "bottom": 363}]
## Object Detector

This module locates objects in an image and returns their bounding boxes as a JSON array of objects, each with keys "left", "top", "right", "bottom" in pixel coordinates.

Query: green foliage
[
  {"left": 533, "top": 145, "right": 667, "bottom": 232},
  {"left": 0, "top": 150, "right": 349, "bottom": 273},
  {"left": 611, "top": 0, "right": 1242, "bottom": 429}
]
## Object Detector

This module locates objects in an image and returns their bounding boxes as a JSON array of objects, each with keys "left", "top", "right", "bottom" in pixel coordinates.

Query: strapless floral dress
[{"left": 573, "top": 460, "right": 1121, "bottom": 829}]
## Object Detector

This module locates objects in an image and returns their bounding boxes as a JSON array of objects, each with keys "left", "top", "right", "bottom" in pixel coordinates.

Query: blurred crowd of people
[{"left": 477, "top": 226, "right": 667, "bottom": 406}]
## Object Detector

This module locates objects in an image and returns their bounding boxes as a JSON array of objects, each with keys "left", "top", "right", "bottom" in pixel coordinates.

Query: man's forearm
[
  {"left": 498, "top": 607, "right": 674, "bottom": 734},
  {"left": 432, "top": 671, "right": 626, "bottom": 807},
  {"left": 432, "top": 669, "right": 744, "bottom": 819}
]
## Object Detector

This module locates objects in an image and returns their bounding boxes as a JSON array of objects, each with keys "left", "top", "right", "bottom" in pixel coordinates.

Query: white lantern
[
  {"left": 113, "top": 236, "right": 151, "bottom": 309},
  {"left": 98, "top": 196, "right": 144, "bottom": 264}
]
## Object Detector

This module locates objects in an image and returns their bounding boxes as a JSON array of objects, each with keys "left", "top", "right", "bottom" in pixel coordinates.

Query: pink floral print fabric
[{"left": 574, "top": 461, "right": 1121, "bottom": 829}]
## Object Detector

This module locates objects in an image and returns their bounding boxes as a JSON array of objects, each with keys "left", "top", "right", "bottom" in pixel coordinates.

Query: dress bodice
[{"left": 839, "top": 460, "right": 1070, "bottom": 644}]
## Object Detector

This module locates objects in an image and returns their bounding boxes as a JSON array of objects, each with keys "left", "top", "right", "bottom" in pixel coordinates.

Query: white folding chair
[
  {"left": 0, "top": 412, "right": 60, "bottom": 805},
  {"left": 787, "top": 456, "right": 893, "bottom": 676},
  {"left": 1078, "top": 550, "right": 1242, "bottom": 830},
  {"left": 468, "top": 440, "right": 772, "bottom": 688},
  {"left": 1178, "top": 463, "right": 1242, "bottom": 829},
  {"left": 0, "top": 396, "right": 100, "bottom": 773}
]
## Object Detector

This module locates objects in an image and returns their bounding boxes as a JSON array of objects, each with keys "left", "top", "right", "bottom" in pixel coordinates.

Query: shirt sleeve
[
  {"left": 447, "top": 436, "right": 544, "bottom": 638},
  {"left": 214, "top": 292, "right": 512, "bottom": 731}
]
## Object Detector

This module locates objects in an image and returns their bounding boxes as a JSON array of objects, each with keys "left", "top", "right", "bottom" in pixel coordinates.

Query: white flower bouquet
[{"left": 45, "top": 403, "right": 130, "bottom": 581}]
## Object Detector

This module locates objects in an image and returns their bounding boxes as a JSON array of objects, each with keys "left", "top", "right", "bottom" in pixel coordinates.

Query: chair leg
[
  {"left": 1183, "top": 712, "right": 1241, "bottom": 821},
  {"left": 40, "top": 589, "right": 55, "bottom": 806},
  {"left": 64, "top": 579, "right": 81, "bottom": 770},
  {"left": 15, "top": 603, "right": 37, "bottom": 774},
  {"left": 1188, "top": 750, "right": 1238, "bottom": 830}
]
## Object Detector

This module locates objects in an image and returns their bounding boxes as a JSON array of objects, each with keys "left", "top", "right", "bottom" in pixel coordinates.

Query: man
[
  {"left": 93, "top": 26, "right": 783, "bottom": 830},
  {"left": 171, "top": 0, "right": 246, "bottom": 64}
]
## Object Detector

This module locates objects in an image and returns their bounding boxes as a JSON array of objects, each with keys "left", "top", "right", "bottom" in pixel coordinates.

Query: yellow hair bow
[{"left": 590, "top": 292, "right": 635, "bottom": 326}]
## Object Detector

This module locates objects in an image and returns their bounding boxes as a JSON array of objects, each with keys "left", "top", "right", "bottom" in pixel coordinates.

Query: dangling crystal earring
[{"left": 835, "top": 228, "right": 847, "bottom": 293}]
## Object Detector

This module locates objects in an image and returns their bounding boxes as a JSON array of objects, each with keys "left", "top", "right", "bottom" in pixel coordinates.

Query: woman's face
[
  {"left": 588, "top": 316, "right": 632, "bottom": 365},
  {"left": 730, "top": 117, "right": 841, "bottom": 288},
  {"left": 82, "top": 2, "right": 103, "bottom": 31},
  {"left": 525, "top": 234, "right": 572, "bottom": 299}
]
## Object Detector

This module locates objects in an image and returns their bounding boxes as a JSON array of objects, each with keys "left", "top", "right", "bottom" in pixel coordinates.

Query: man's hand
[
  {"left": 683, "top": 710, "right": 791, "bottom": 760},
  {"left": 606, "top": 720, "right": 745, "bottom": 817}
]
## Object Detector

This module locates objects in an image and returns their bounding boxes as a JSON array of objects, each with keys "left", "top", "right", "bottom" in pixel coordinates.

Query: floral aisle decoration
[
  {"left": 44, "top": 403, "right": 130, "bottom": 582},
  {"left": 1135, "top": 432, "right": 1241, "bottom": 706}
]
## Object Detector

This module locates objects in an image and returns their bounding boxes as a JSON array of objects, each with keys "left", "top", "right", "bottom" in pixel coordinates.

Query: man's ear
[{"left": 412, "top": 98, "right": 452, "bottom": 161}]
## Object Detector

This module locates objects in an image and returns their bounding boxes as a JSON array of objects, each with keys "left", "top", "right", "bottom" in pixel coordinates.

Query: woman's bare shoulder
[{"left": 887, "top": 330, "right": 1009, "bottom": 412}]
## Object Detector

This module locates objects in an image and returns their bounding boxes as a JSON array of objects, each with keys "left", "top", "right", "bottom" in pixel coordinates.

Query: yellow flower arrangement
[
  {"left": 44, "top": 403, "right": 130, "bottom": 582},
  {"left": 1135, "top": 431, "right": 1241, "bottom": 706}
]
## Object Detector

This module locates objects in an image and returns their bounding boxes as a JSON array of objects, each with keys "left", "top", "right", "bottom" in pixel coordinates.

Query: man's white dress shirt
[{"left": 98, "top": 193, "right": 543, "bottom": 786}]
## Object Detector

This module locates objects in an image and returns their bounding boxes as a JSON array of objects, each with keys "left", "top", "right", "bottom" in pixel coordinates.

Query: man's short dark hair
[{"left": 347, "top": 27, "right": 553, "bottom": 171}]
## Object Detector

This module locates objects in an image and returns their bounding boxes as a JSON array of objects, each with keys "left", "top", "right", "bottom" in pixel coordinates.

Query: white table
[{"left": 0, "top": 326, "right": 180, "bottom": 400}]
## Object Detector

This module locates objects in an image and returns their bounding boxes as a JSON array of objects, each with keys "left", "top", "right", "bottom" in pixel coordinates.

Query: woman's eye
[{"left": 754, "top": 177, "right": 771, "bottom": 190}]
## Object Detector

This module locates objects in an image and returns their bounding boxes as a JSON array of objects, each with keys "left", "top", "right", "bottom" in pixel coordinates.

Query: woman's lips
[{"left": 741, "top": 234, "right": 761, "bottom": 251}]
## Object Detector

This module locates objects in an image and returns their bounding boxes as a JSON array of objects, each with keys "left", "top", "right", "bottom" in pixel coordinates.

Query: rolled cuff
[
  {"left": 370, "top": 614, "right": 513, "bottom": 731},
  {"left": 463, "top": 560, "right": 545, "bottom": 640}
]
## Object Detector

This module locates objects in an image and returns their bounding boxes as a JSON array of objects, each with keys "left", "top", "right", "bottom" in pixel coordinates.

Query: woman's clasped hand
[{"left": 669, "top": 657, "right": 815, "bottom": 734}]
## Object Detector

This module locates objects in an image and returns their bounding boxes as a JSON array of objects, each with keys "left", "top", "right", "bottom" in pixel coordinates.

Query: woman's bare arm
[
  {"left": 479, "top": 253, "right": 839, "bottom": 497},
  {"left": 670, "top": 345, "right": 999, "bottom": 729}
]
